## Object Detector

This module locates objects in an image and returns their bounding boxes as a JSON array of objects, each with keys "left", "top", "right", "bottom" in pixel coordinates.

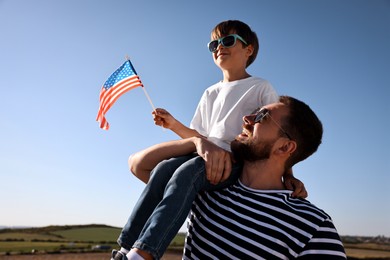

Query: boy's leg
[
  {"left": 203, "top": 162, "right": 242, "bottom": 191},
  {"left": 132, "top": 156, "right": 207, "bottom": 259},
  {"left": 132, "top": 157, "right": 242, "bottom": 258},
  {"left": 116, "top": 155, "right": 195, "bottom": 251}
]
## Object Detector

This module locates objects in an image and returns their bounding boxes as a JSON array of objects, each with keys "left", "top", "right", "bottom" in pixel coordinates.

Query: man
[{"left": 127, "top": 96, "right": 346, "bottom": 259}]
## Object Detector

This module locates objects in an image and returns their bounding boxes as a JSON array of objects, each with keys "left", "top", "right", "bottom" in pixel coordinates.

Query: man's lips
[
  {"left": 241, "top": 124, "right": 254, "bottom": 137},
  {"left": 240, "top": 128, "right": 251, "bottom": 137}
]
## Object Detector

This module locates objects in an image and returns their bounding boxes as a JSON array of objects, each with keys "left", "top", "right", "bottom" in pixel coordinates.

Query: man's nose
[{"left": 243, "top": 114, "right": 256, "bottom": 125}]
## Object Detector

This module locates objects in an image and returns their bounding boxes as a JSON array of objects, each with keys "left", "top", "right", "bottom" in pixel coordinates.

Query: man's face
[
  {"left": 231, "top": 134, "right": 275, "bottom": 163},
  {"left": 231, "top": 103, "right": 288, "bottom": 163}
]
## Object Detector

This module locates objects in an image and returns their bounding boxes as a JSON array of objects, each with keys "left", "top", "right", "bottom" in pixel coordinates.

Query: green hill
[
  {"left": 0, "top": 224, "right": 120, "bottom": 241},
  {"left": 0, "top": 224, "right": 114, "bottom": 254},
  {"left": 0, "top": 224, "right": 185, "bottom": 255}
]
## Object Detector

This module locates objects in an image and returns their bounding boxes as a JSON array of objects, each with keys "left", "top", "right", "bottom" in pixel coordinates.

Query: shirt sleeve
[
  {"left": 297, "top": 219, "right": 347, "bottom": 259},
  {"left": 189, "top": 90, "right": 208, "bottom": 137},
  {"left": 259, "top": 80, "right": 279, "bottom": 105}
]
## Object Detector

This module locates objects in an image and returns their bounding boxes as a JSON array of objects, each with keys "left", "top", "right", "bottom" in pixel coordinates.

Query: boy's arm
[
  {"left": 283, "top": 168, "right": 308, "bottom": 198},
  {"left": 129, "top": 137, "right": 231, "bottom": 185},
  {"left": 152, "top": 108, "right": 203, "bottom": 139}
]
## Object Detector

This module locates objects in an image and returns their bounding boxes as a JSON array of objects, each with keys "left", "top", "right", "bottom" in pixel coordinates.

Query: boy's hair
[
  {"left": 211, "top": 20, "right": 259, "bottom": 68},
  {"left": 279, "top": 96, "right": 323, "bottom": 169}
]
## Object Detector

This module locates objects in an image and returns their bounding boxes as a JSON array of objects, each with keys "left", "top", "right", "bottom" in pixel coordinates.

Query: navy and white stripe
[{"left": 183, "top": 180, "right": 346, "bottom": 259}]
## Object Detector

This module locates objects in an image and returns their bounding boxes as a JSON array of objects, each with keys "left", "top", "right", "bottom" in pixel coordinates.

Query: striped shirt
[{"left": 183, "top": 180, "right": 346, "bottom": 259}]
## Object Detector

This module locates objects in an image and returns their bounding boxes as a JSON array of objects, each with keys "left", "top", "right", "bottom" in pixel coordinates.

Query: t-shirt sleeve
[
  {"left": 297, "top": 219, "right": 347, "bottom": 259},
  {"left": 190, "top": 91, "right": 208, "bottom": 137},
  {"left": 259, "top": 80, "right": 279, "bottom": 106}
]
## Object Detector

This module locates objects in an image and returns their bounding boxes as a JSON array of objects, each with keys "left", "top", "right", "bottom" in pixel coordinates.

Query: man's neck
[{"left": 240, "top": 160, "right": 285, "bottom": 190}]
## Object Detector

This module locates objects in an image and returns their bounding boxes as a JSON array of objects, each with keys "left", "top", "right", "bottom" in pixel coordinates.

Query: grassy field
[
  {"left": 344, "top": 242, "right": 390, "bottom": 259},
  {"left": 0, "top": 225, "right": 389, "bottom": 259},
  {"left": 0, "top": 225, "right": 119, "bottom": 254},
  {"left": 0, "top": 225, "right": 186, "bottom": 255},
  {"left": 0, "top": 252, "right": 183, "bottom": 260}
]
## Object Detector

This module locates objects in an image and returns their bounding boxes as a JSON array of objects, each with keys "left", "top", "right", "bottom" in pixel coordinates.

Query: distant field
[
  {"left": 0, "top": 241, "right": 104, "bottom": 253},
  {"left": 0, "top": 225, "right": 121, "bottom": 254},
  {"left": 0, "top": 252, "right": 182, "bottom": 260},
  {"left": 346, "top": 248, "right": 390, "bottom": 259},
  {"left": 0, "top": 225, "right": 185, "bottom": 255},
  {"left": 344, "top": 243, "right": 390, "bottom": 259},
  {"left": 0, "top": 225, "right": 389, "bottom": 259},
  {"left": 51, "top": 227, "right": 120, "bottom": 242}
]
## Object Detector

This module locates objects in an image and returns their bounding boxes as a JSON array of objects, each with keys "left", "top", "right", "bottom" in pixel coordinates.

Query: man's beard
[{"left": 231, "top": 137, "right": 275, "bottom": 163}]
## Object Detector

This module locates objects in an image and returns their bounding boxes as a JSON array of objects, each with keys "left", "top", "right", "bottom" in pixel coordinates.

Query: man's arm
[{"left": 129, "top": 138, "right": 197, "bottom": 183}]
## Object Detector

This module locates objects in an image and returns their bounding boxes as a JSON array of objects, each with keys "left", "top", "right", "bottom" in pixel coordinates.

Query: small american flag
[{"left": 96, "top": 60, "right": 144, "bottom": 130}]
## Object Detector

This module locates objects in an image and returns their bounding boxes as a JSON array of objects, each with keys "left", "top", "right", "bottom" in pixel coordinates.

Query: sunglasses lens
[
  {"left": 208, "top": 35, "right": 241, "bottom": 52},
  {"left": 254, "top": 113, "right": 263, "bottom": 123},
  {"left": 208, "top": 40, "right": 218, "bottom": 52},
  {"left": 221, "top": 35, "right": 236, "bottom": 47},
  {"left": 254, "top": 109, "right": 268, "bottom": 123}
]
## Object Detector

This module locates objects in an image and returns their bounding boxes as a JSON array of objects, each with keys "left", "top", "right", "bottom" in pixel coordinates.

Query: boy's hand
[
  {"left": 193, "top": 137, "right": 232, "bottom": 185},
  {"left": 152, "top": 108, "right": 175, "bottom": 129},
  {"left": 284, "top": 175, "right": 308, "bottom": 198}
]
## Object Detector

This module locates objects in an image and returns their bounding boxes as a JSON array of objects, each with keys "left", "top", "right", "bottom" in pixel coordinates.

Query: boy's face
[{"left": 211, "top": 31, "right": 253, "bottom": 72}]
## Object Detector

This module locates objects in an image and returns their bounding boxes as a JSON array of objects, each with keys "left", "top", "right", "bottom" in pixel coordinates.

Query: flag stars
[{"left": 103, "top": 62, "right": 136, "bottom": 90}]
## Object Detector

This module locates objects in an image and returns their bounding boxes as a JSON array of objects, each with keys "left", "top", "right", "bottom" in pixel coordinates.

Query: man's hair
[
  {"left": 211, "top": 20, "right": 259, "bottom": 68},
  {"left": 279, "top": 96, "right": 323, "bottom": 169}
]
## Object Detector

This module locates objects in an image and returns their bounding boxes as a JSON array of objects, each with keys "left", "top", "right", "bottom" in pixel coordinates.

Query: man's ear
[{"left": 276, "top": 140, "right": 297, "bottom": 155}]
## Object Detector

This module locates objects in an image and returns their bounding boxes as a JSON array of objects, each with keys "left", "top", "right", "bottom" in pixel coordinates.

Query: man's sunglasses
[
  {"left": 252, "top": 108, "right": 292, "bottom": 140},
  {"left": 207, "top": 34, "right": 248, "bottom": 53}
]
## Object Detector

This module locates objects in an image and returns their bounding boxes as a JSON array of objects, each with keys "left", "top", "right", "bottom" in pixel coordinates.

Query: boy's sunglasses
[{"left": 207, "top": 34, "right": 248, "bottom": 53}]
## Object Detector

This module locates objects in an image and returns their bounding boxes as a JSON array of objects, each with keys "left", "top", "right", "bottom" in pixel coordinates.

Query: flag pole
[
  {"left": 142, "top": 86, "right": 156, "bottom": 111},
  {"left": 125, "top": 55, "right": 156, "bottom": 111}
]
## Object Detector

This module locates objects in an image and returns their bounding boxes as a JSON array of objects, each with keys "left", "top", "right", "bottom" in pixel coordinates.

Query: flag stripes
[{"left": 96, "top": 60, "right": 143, "bottom": 130}]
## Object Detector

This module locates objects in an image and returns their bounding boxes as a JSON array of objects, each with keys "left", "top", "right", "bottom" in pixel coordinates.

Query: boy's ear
[{"left": 246, "top": 44, "right": 254, "bottom": 57}]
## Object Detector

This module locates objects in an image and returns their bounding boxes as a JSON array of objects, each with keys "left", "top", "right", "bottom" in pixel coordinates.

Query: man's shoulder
[
  {"left": 285, "top": 196, "right": 333, "bottom": 223},
  {"left": 232, "top": 186, "right": 333, "bottom": 224}
]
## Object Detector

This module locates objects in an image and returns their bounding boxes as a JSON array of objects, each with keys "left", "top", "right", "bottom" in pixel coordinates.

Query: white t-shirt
[{"left": 190, "top": 76, "right": 278, "bottom": 151}]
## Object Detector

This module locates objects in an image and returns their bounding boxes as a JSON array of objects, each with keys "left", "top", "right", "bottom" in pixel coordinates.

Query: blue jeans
[{"left": 117, "top": 154, "right": 242, "bottom": 259}]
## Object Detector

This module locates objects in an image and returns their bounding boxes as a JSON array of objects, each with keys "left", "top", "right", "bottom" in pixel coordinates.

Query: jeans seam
[{"left": 154, "top": 162, "right": 204, "bottom": 257}]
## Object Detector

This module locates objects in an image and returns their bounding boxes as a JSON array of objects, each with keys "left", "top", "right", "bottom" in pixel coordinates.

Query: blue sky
[{"left": 0, "top": 0, "right": 389, "bottom": 237}]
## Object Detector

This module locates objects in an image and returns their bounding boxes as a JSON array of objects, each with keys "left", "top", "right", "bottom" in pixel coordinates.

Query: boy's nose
[{"left": 216, "top": 43, "right": 224, "bottom": 51}]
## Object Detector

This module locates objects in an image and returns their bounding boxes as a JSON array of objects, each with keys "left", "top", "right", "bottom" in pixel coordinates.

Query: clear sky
[{"left": 1, "top": 0, "right": 389, "bottom": 237}]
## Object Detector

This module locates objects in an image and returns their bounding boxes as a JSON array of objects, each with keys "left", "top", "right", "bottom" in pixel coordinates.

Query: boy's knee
[{"left": 184, "top": 155, "right": 205, "bottom": 169}]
